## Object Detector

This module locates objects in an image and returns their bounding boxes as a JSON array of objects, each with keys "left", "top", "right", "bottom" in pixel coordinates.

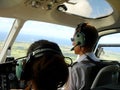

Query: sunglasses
[{"left": 71, "top": 38, "right": 75, "bottom": 42}]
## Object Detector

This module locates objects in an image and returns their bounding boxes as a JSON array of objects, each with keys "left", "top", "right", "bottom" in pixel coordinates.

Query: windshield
[
  {"left": 12, "top": 20, "right": 77, "bottom": 60},
  {"left": 96, "top": 33, "right": 120, "bottom": 62},
  {"left": 0, "top": 17, "right": 15, "bottom": 53}
]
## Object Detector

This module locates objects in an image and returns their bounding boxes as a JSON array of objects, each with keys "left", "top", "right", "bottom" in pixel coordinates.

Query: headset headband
[
  {"left": 76, "top": 22, "right": 87, "bottom": 32},
  {"left": 29, "top": 48, "right": 63, "bottom": 59}
]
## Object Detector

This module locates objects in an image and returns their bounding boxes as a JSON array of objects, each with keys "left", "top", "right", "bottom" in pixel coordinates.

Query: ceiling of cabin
[{"left": 0, "top": 0, "right": 120, "bottom": 32}]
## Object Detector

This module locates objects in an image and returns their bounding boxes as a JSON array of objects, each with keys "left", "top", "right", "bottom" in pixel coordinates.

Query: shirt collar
[
  {"left": 76, "top": 54, "right": 87, "bottom": 62},
  {"left": 76, "top": 52, "right": 100, "bottom": 63}
]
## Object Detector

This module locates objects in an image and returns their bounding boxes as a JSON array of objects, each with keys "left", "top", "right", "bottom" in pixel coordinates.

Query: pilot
[
  {"left": 65, "top": 23, "right": 100, "bottom": 90},
  {"left": 18, "top": 39, "right": 69, "bottom": 90}
]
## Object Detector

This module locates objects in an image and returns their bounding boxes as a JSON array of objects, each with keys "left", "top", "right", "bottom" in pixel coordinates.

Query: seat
[{"left": 91, "top": 64, "right": 120, "bottom": 89}]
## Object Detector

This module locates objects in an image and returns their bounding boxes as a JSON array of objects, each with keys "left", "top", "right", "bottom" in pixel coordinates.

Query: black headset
[
  {"left": 71, "top": 22, "right": 87, "bottom": 51},
  {"left": 16, "top": 46, "right": 63, "bottom": 81}
]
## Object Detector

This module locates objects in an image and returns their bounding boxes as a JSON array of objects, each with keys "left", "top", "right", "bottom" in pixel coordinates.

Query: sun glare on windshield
[{"left": 63, "top": 0, "right": 113, "bottom": 19}]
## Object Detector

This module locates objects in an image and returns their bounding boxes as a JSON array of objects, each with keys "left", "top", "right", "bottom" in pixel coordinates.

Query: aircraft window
[
  {"left": 12, "top": 20, "right": 77, "bottom": 60},
  {"left": 96, "top": 33, "right": 120, "bottom": 62},
  {"left": 61, "top": 0, "right": 113, "bottom": 19},
  {"left": 0, "top": 17, "right": 15, "bottom": 53}
]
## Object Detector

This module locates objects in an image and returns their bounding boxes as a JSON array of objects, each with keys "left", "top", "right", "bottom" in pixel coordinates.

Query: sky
[
  {"left": 20, "top": 21, "right": 74, "bottom": 39},
  {"left": 0, "top": 17, "right": 74, "bottom": 39},
  {"left": 99, "top": 33, "right": 120, "bottom": 44}
]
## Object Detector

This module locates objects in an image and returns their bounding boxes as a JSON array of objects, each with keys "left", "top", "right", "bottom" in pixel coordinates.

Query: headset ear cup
[
  {"left": 16, "top": 59, "right": 24, "bottom": 80},
  {"left": 75, "top": 32, "right": 85, "bottom": 46},
  {"left": 20, "top": 54, "right": 34, "bottom": 81},
  {"left": 74, "top": 22, "right": 87, "bottom": 46}
]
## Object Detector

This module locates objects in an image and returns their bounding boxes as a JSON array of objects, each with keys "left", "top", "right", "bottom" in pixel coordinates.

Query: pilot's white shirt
[{"left": 67, "top": 52, "right": 100, "bottom": 90}]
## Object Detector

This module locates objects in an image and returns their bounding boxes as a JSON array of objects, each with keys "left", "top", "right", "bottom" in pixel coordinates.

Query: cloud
[
  {"left": 64, "top": 0, "right": 92, "bottom": 17},
  {"left": 20, "top": 21, "right": 74, "bottom": 39}
]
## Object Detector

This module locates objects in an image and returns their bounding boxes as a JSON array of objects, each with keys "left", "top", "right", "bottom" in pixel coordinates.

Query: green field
[
  {"left": 10, "top": 42, "right": 77, "bottom": 62},
  {"left": 1, "top": 41, "right": 120, "bottom": 63}
]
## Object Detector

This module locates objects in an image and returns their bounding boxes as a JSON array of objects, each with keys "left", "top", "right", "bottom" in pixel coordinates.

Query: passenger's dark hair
[
  {"left": 27, "top": 40, "right": 62, "bottom": 56},
  {"left": 25, "top": 40, "right": 69, "bottom": 90}
]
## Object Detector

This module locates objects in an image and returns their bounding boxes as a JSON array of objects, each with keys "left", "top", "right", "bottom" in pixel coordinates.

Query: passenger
[
  {"left": 65, "top": 23, "right": 100, "bottom": 90},
  {"left": 20, "top": 40, "right": 69, "bottom": 90}
]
